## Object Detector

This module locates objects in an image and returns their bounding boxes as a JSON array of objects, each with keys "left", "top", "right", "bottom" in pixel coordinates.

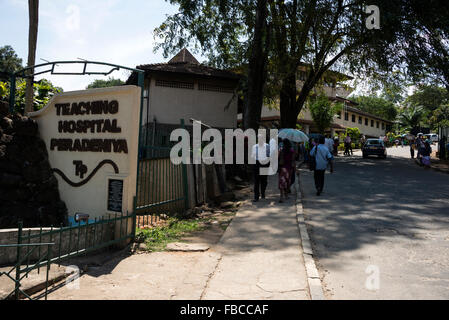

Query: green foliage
[
  {"left": 0, "top": 82, "right": 7, "bottom": 98},
  {"left": 345, "top": 127, "right": 361, "bottom": 141},
  {"left": 398, "top": 104, "right": 425, "bottom": 131},
  {"left": 0, "top": 45, "right": 23, "bottom": 76},
  {"left": 430, "top": 104, "right": 449, "bottom": 128},
  {"left": 135, "top": 217, "right": 205, "bottom": 251},
  {"left": 7, "top": 78, "right": 63, "bottom": 113},
  {"left": 353, "top": 95, "right": 398, "bottom": 121},
  {"left": 308, "top": 94, "right": 341, "bottom": 134},
  {"left": 86, "top": 77, "right": 124, "bottom": 89},
  {"left": 406, "top": 85, "right": 449, "bottom": 113}
]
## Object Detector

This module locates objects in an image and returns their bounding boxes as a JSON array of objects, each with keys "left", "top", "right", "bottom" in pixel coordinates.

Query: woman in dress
[{"left": 278, "top": 139, "right": 295, "bottom": 203}]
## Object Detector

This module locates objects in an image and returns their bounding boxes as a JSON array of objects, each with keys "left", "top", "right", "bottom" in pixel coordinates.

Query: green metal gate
[{"left": 134, "top": 119, "right": 189, "bottom": 221}]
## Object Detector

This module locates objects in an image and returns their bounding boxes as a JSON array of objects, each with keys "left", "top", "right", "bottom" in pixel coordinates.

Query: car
[
  {"left": 362, "top": 138, "right": 387, "bottom": 158},
  {"left": 429, "top": 133, "right": 439, "bottom": 143}
]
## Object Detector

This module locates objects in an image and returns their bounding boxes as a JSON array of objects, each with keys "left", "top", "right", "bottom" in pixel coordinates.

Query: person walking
[
  {"left": 310, "top": 136, "right": 334, "bottom": 196},
  {"left": 278, "top": 139, "right": 295, "bottom": 203},
  {"left": 410, "top": 139, "right": 415, "bottom": 159},
  {"left": 344, "top": 134, "right": 352, "bottom": 156},
  {"left": 421, "top": 140, "right": 432, "bottom": 167},
  {"left": 251, "top": 134, "right": 270, "bottom": 202},
  {"left": 333, "top": 136, "right": 339, "bottom": 156},
  {"left": 439, "top": 136, "right": 447, "bottom": 160},
  {"left": 325, "top": 135, "right": 334, "bottom": 154}
]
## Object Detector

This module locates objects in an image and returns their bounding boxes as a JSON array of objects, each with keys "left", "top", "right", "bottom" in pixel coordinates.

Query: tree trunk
[
  {"left": 25, "top": 0, "right": 39, "bottom": 114},
  {"left": 243, "top": 0, "right": 268, "bottom": 131},
  {"left": 279, "top": 73, "right": 297, "bottom": 128}
]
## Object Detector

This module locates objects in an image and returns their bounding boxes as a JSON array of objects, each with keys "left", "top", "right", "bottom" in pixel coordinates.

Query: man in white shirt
[
  {"left": 251, "top": 134, "right": 270, "bottom": 201},
  {"left": 325, "top": 135, "right": 334, "bottom": 154}
]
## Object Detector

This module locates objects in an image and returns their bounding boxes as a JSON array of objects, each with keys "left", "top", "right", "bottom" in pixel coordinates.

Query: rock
[
  {"left": 13, "top": 116, "right": 38, "bottom": 137},
  {"left": 0, "top": 173, "right": 22, "bottom": 187},
  {"left": 220, "top": 201, "right": 235, "bottom": 209},
  {"left": 0, "top": 133, "right": 13, "bottom": 145},
  {"left": 0, "top": 101, "right": 9, "bottom": 117},
  {"left": 138, "top": 243, "right": 147, "bottom": 251},
  {"left": 0, "top": 117, "right": 13, "bottom": 132},
  {"left": 166, "top": 242, "right": 210, "bottom": 252},
  {"left": 0, "top": 113, "right": 67, "bottom": 228}
]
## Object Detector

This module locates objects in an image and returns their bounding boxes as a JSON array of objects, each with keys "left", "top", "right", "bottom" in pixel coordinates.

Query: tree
[
  {"left": 376, "top": 0, "right": 449, "bottom": 93},
  {"left": 154, "top": 0, "right": 269, "bottom": 131},
  {"left": 353, "top": 95, "right": 398, "bottom": 121},
  {"left": 1, "top": 78, "right": 62, "bottom": 113},
  {"left": 406, "top": 85, "right": 449, "bottom": 113},
  {"left": 153, "top": 0, "right": 411, "bottom": 129},
  {"left": 25, "top": 0, "right": 39, "bottom": 114},
  {"left": 398, "top": 105, "right": 425, "bottom": 132},
  {"left": 0, "top": 45, "right": 23, "bottom": 76},
  {"left": 308, "top": 94, "right": 341, "bottom": 134},
  {"left": 430, "top": 104, "right": 449, "bottom": 129},
  {"left": 243, "top": 0, "right": 270, "bottom": 130},
  {"left": 86, "top": 77, "right": 125, "bottom": 89}
]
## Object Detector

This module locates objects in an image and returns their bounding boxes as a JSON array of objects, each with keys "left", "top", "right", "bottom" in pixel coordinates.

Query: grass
[{"left": 135, "top": 217, "right": 206, "bottom": 251}]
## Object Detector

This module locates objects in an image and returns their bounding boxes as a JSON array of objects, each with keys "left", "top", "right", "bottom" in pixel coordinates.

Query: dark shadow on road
[{"left": 299, "top": 155, "right": 449, "bottom": 267}]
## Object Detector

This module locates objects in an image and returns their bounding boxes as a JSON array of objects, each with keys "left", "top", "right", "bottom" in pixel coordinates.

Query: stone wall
[{"left": 0, "top": 101, "right": 67, "bottom": 228}]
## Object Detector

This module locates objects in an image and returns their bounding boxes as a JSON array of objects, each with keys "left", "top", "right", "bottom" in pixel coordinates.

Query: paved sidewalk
[
  {"left": 202, "top": 175, "right": 310, "bottom": 300},
  {"left": 42, "top": 175, "right": 310, "bottom": 300}
]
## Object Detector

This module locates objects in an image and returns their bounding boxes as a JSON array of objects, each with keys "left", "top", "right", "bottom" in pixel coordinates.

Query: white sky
[{"left": 0, "top": 0, "right": 188, "bottom": 91}]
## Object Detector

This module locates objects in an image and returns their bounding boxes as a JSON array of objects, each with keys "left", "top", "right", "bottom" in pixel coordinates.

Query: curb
[
  {"left": 294, "top": 172, "right": 325, "bottom": 300},
  {"left": 414, "top": 159, "right": 449, "bottom": 174}
]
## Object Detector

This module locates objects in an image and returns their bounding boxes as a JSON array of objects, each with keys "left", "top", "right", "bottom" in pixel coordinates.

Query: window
[
  {"left": 344, "top": 112, "right": 349, "bottom": 121},
  {"left": 352, "top": 114, "right": 356, "bottom": 122},
  {"left": 365, "top": 118, "right": 368, "bottom": 126},
  {"left": 376, "top": 121, "right": 379, "bottom": 128},
  {"left": 382, "top": 123, "right": 385, "bottom": 130},
  {"left": 359, "top": 116, "right": 362, "bottom": 124},
  {"left": 337, "top": 112, "right": 341, "bottom": 119},
  {"left": 198, "top": 83, "right": 235, "bottom": 93},
  {"left": 371, "top": 120, "right": 374, "bottom": 127},
  {"left": 155, "top": 79, "right": 194, "bottom": 89}
]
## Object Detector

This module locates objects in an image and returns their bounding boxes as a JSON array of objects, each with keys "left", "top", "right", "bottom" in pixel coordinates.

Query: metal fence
[
  {"left": 135, "top": 121, "right": 189, "bottom": 216},
  {"left": 0, "top": 212, "right": 134, "bottom": 300}
]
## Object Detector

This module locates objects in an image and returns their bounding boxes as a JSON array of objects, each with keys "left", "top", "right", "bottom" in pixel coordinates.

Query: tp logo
[
  {"left": 365, "top": 5, "right": 380, "bottom": 30},
  {"left": 365, "top": 265, "right": 380, "bottom": 291},
  {"left": 65, "top": 265, "right": 80, "bottom": 290}
]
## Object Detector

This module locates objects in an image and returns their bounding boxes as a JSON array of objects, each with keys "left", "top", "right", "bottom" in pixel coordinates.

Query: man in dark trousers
[
  {"left": 251, "top": 134, "right": 270, "bottom": 202},
  {"left": 310, "top": 136, "right": 334, "bottom": 196}
]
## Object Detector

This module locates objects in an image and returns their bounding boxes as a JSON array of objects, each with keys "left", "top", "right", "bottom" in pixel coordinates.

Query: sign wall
[{"left": 29, "top": 86, "right": 141, "bottom": 221}]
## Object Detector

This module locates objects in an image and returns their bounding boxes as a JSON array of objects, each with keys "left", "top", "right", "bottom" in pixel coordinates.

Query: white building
[{"left": 128, "top": 48, "right": 240, "bottom": 130}]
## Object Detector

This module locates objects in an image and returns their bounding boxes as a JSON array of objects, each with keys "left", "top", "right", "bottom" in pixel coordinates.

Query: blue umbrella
[{"left": 278, "top": 128, "right": 309, "bottom": 143}]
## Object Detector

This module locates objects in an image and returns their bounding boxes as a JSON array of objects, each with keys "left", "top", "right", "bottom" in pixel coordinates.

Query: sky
[
  {"left": 0, "top": 0, "right": 188, "bottom": 91},
  {"left": 0, "top": 0, "right": 414, "bottom": 98}
]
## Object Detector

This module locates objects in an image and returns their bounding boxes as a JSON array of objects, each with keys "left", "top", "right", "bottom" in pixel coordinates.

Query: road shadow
[{"left": 298, "top": 155, "right": 449, "bottom": 265}]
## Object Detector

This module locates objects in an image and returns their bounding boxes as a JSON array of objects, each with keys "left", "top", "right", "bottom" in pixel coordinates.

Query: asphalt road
[{"left": 299, "top": 147, "right": 449, "bottom": 299}]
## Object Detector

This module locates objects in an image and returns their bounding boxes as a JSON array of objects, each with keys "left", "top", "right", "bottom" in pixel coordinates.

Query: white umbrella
[{"left": 278, "top": 128, "right": 309, "bottom": 143}]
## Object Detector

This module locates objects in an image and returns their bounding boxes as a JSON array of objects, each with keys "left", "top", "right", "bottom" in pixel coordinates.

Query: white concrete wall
[
  {"left": 29, "top": 86, "right": 141, "bottom": 220},
  {"left": 146, "top": 78, "right": 238, "bottom": 128},
  {"left": 336, "top": 111, "right": 389, "bottom": 137},
  {"left": 259, "top": 104, "right": 389, "bottom": 137}
]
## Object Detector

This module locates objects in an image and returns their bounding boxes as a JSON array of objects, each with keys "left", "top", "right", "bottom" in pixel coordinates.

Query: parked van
[{"left": 429, "top": 133, "right": 439, "bottom": 143}]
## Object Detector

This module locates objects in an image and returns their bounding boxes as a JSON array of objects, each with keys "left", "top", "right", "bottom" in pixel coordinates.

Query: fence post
[
  {"left": 180, "top": 119, "right": 189, "bottom": 210},
  {"left": 15, "top": 221, "right": 22, "bottom": 300},
  {"left": 9, "top": 74, "right": 16, "bottom": 114},
  {"left": 132, "top": 196, "right": 137, "bottom": 239}
]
